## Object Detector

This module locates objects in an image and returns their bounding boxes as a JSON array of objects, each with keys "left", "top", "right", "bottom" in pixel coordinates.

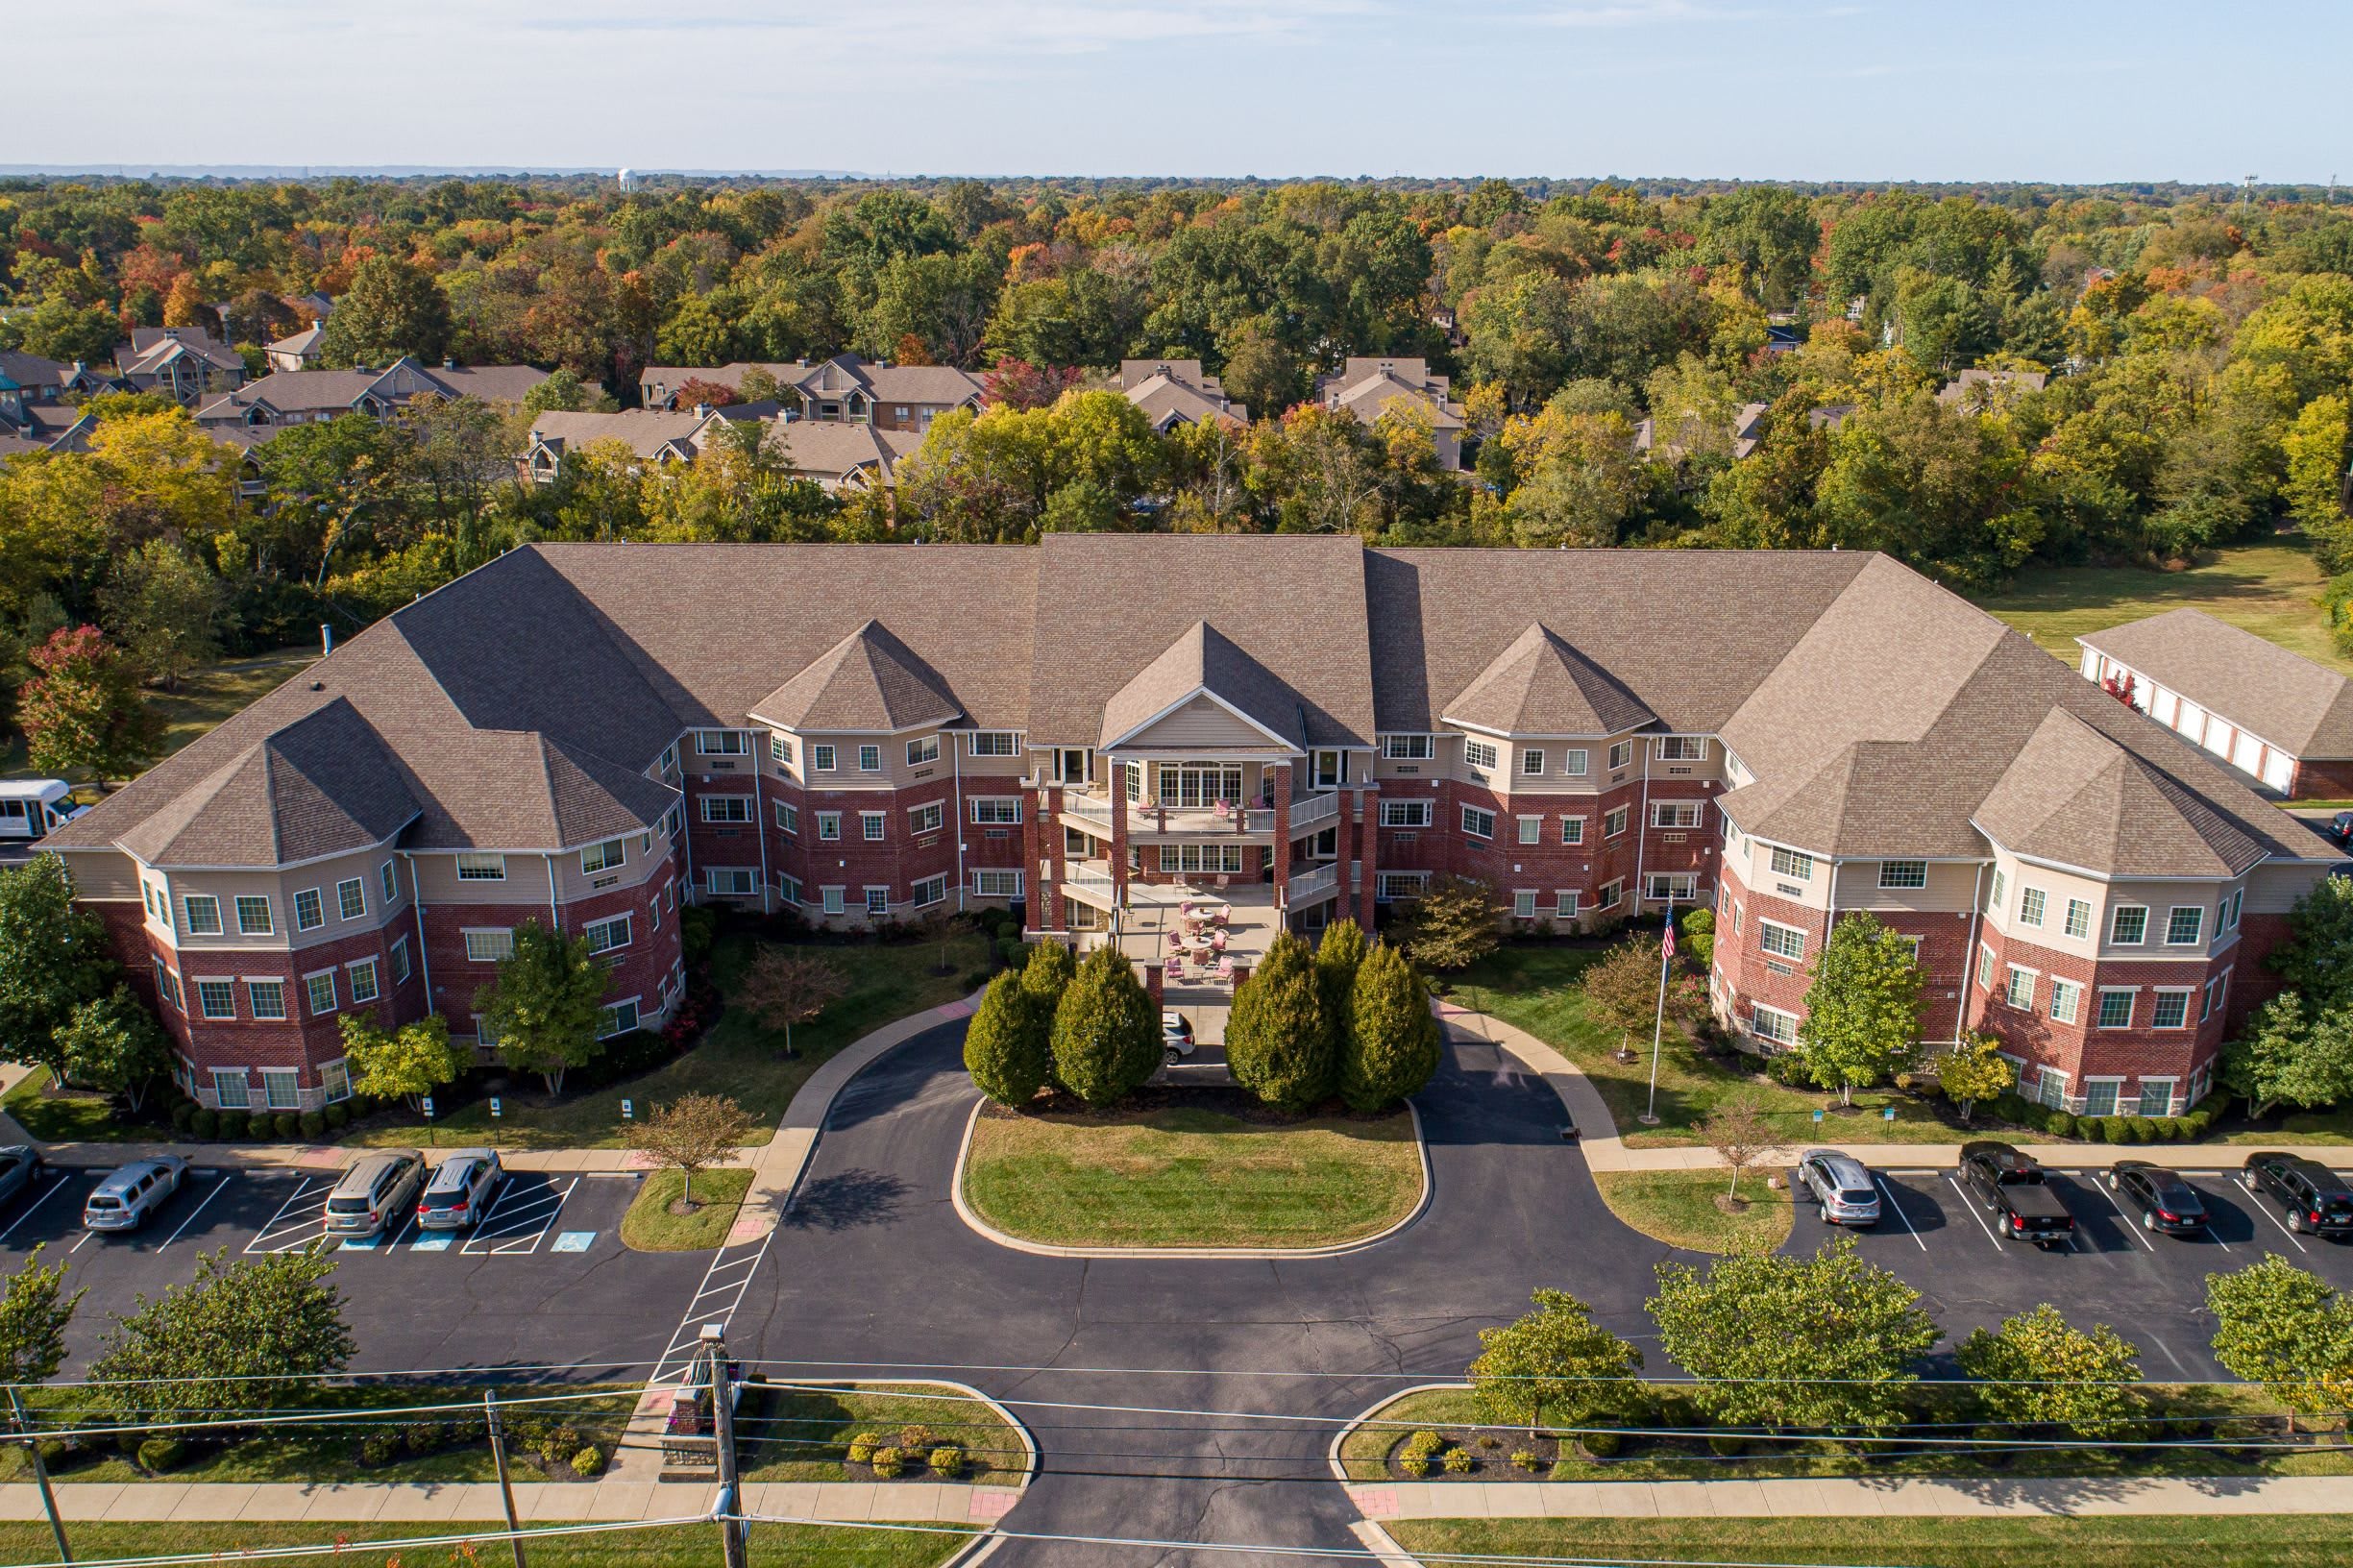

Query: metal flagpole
[{"left": 1640, "top": 904, "right": 1676, "bottom": 1126}]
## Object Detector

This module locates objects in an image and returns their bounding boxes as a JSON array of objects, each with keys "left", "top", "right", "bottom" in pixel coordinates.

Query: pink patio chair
[
  {"left": 1214, "top": 957, "right": 1235, "bottom": 982},
  {"left": 1211, "top": 929, "right": 1229, "bottom": 952}
]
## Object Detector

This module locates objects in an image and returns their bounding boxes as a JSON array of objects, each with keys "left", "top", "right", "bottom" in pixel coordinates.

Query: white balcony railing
[
  {"left": 1290, "top": 791, "right": 1341, "bottom": 827},
  {"left": 1066, "top": 859, "right": 1115, "bottom": 894},
  {"left": 1064, "top": 792, "right": 1115, "bottom": 825},
  {"left": 1287, "top": 864, "right": 1340, "bottom": 904}
]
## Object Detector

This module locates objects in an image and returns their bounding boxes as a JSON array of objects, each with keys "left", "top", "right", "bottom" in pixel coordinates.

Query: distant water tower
[{"left": 618, "top": 167, "right": 637, "bottom": 192}]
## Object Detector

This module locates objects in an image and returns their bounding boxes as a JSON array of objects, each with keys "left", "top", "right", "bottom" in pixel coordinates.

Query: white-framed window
[
  {"left": 321, "top": 1060, "right": 353, "bottom": 1103},
  {"left": 1648, "top": 872, "right": 1697, "bottom": 901},
  {"left": 391, "top": 935, "right": 411, "bottom": 983},
  {"left": 770, "top": 733, "right": 795, "bottom": 766},
  {"left": 196, "top": 979, "right": 237, "bottom": 1020},
  {"left": 2151, "top": 989, "right": 2192, "bottom": 1029},
  {"left": 906, "top": 735, "right": 941, "bottom": 767},
  {"left": 864, "top": 886, "right": 890, "bottom": 916},
  {"left": 973, "top": 868, "right": 1023, "bottom": 898},
  {"left": 1759, "top": 919, "right": 1806, "bottom": 961},
  {"left": 1382, "top": 734, "right": 1435, "bottom": 760},
  {"left": 909, "top": 801, "right": 944, "bottom": 835},
  {"left": 246, "top": 979, "right": 286, "bottom": 1020},
  {"left": 1380, "top": 799, "right": 1433, "bottom": 828},
  {"left": 582, "top": 837, "right": 626, "bottom": 874},
  {"left": 212, "top": 1069, "right": 251, "bottom": 1111},
  {"left": 1878, "top": 861, "right": 1927, "bottom": 889},
  {"left": 821, "top": 886, "right": 846, "bottom": 915},
  {"left": 861, "top": 811, "right": 887, "bottom": 842},
  {"left": 1461, "top": 805, "right": 1496, "bottom": 839},
  {"left": 1520, "top": 748, "right": 1545, "bottom": 775},
  {"left": 456, "top": 853, "right": 506, "bottom": 881},
  {"left": 1562, "top": 747, "right": 1589, "bottom": 776},
  {"left": 1989, "top": 868, "right": 2006, "bottom": 910},
  {"left": 2083, "top": 1077, "right": 2121, "bottom": 1118},
  {"left": 1512, "top": 889, "right": 1538, "bottom": 919},
  {"left": 463, "top": 928, "right": 515, "bottom": 964},
  {"left": 659, "top": 743, "right": 678, "bottom": 772},
  {"left": 2220, "top": 887, "right": 2243, "bottom": 932},
  {"left": 2166, "top": 905, "right": 2204, "bottom": 946},
  {"left": 1160, "top": 844, "right": 1244, "bottom": 873},
  {"left": 2049, "top": 978, "right": 2082, "bottom": 1024},
  {"left": 2140, "top": 1076, "right": 2178, "bottom": 1116},
  {"left": 2110, "top": 904, "right": 2147, "bottom": 944},
  {"left": 234, "top": 895, "right": 273, "bottom": 935},
  {"left": 2064, "top": 898, "right": 2092, "bottom": 940},
  {"left": 858, "top": 744, "right": 882, "bottom": 772},
  {"left": 1651, "top": 801, "right": 1702, "bottom": 829},
  {"left": 1560, "top": 816, "right": 1585, "bottom": 845},
  {"left": 912, "top": 873, "right": 948, "bottom": 908},
  {"left": 705, "top": 868, "right": 755, "bottom": 895},
  {"left": 1375, "top": 870, "right": 1431, "bottom": 902},
  {"left": 1598, "top": 878, "right": 1624, "bottom": 909},
  {"left": 1751, "top": 1003, "right": 1799, "bottom": 1045},
  {"left": 2018, "top": 887, "right": 2046, "bottom": 927},
  {"left": 1976, "top": 943, "right": 1995, "bottom": 988},
  {"left": 700, "top": 796, "right": 751, "bottom": 823},
  {"left": 968, "top": 731, "right": 1019, "bottom": 756},
  {"left": 1603, "top": 806, "right": 1630, "bottom": 838},
  {"left": 1555, "top": 889, "right": 1581, "bottom": 919},
  {"left": 598, "top": 998, "right": 641, "bottom": 1038},
  {"left": 812, "top": 744, "right": 837, "bottom": 772},
  {"left": 348, "top": 958, "right": 380, "bottom": 1004},
  {"left": 2202, "top": 969, "right": 2230, "bottom": 1021},
  {"left": 1769, "top": 846, "right": 1813, "bottom": 881},
  {"left": 583, "top": 914, "right": 632, "bottom": 953},
  {"left": 1516, "top": 816, "right": 1542, "bottom": 845},
  {"left": 2096, "top": 988, "right": 2135, "bottom": 1028},
  {"left": 775, "top": 800, "right": 798, "bottom": 833},
  {"left": 2003, "top": 966, "right": 2035, "bottom": 1010},
  {"left": 696, "top": 730, "right": 746, "bottom": 755},
  {"left": 142, "top": 881, "right": 172, "bottom": 929},
  {"left": 304, "top": 969, "right": 339, "bottom": 1017},
  {"left": 1607, "top": 740, "right": 1633, "bottom": 771},
  {"left": 1656, "top": 737, "right": 1704, "bottom": 761},
  {"left": 972, "top": 797, "right": 1022, "bottom": 824},
  {"left": 331, "top": 877, "right": 361, "bottom": 920},
  {"left": 380, "top": 860, "right": 399, "bottom": 906},
  {"left": 183, "top": 894, "right": 223, "bottom": 935},
  {"left": 290, "top": 888, "right": 323, "bottom": 931},
  {"left": 816, "top": 811, "right": 842, "bottom": 841},
  {"left": 1463, "top": 739, "right": 1498, "bottom": 772}
]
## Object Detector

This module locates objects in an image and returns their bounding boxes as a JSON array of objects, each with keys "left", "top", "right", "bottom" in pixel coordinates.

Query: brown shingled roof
[
  {"left": 2079, "top": 608, "right": 2353, "bottom": 758},
  {"left": 1442, "top": 624, "right": 1655, "bottom": 737},
  {"left": 1974, "top": 707, "right": 2267, "bottom": 879},
  {"left": 1098, "top": 622, "right": 1302, "bottom": 748},
  {"left": 749, "top": 620, "right": 963, "bottom": 733}
]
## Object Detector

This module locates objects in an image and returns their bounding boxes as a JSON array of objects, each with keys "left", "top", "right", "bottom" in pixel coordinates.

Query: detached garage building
[{"left": 2076, "top": 609, "right": 2353, "bottom": 798}]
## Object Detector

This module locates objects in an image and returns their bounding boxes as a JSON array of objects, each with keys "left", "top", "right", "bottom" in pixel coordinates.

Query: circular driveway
[{"left": 723, "top": 1018, "right": 1679, "bottom": 1565}]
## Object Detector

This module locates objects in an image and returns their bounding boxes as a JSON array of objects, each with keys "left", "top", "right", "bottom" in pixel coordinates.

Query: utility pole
[
  {"left": 10, "top": 1388, "right": 68, "bottom": 1564},
  {"left": 703, "top": 1324, "right": 747, "bottom": 1568},
  {"left": 484, "top": 1390, "right": 526, "bottom": 1568}
]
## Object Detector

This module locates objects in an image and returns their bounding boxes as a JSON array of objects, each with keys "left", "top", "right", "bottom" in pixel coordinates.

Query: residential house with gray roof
[
  {"left": 640, "top": 355, "right": 980, "bottom": 433},
  {"left": 1119, "top": 359, "right": 1247, "bottom": 432},
  {"left": 1316, "top": 357, "right": 1466, "bottom": 468},
  {"left": 196, "top": 356, "right": 554, "bottom": 438},
  {"left": 112, "top": 327, "right": 245, "bottom": 405}
]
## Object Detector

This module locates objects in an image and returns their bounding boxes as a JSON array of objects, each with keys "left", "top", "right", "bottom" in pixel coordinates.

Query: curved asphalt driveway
[{"left": 723, "top": 1018, "right": 1679, "bottom": 1566}]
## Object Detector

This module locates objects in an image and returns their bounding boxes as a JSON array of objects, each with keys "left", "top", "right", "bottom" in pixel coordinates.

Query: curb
[
  {"left": 946, "top": 1096, "right": 1434, "bottom": 1261},
  {"left": 1326, "top": 1383, "right": 1464, "bottom": 1568}
]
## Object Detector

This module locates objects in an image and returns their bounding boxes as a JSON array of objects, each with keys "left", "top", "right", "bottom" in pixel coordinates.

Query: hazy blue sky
[{"left": 15, "top": 1, "right": 2350, "bottom": 183}]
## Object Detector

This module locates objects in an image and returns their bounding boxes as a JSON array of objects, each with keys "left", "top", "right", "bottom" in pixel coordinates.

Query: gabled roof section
[
  {"left": 2079, "top": 608, "right": 2353, "bottom": 758},
  {"left": 1974, "top": 707, "right": 2267, "bottom": 879},
  {"left": 1442, "top": 623, "right": 1654, "bottom": 737},
  {"left": 749, "top": 619, "right": 963, "bottom": 733},
  {"left": 527, "top": 734, "right": 681, "bottom": 848},
  {"left": 117, "top": 698, "right": 418, "bottom": 868},
  {"left": 1098, "top": 622, "right": 1301, "bottom": 749}
]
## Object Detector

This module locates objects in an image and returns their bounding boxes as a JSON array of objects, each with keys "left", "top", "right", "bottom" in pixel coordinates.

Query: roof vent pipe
[{"left": 321, "top": 624, "right": 334, "bottom": 656}]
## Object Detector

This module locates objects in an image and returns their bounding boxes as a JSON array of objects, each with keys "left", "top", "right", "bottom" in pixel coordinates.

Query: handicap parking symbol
[
  {"left": 337, "top": 1234, "right": 380, "bottom": 1252},
  {"left": 551, "top": 1231, "right": 597, "bottom": 1254},
  {"left": 412, "top": 1235, "right": 453, "bottom": 1253}
]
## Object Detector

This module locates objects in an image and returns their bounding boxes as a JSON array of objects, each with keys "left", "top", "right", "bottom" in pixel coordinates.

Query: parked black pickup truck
[{"left": 1959, "top": 1141, "right": 2075, "bottom": 1247}]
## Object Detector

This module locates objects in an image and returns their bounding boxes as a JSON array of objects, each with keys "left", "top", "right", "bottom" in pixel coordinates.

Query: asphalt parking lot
[
  {"left": 1795, "top": 1157, "right": 2353, "bottom": 1379},
  {"left": 0, "top": 1164, "right": 706, "bottom": 1375}
]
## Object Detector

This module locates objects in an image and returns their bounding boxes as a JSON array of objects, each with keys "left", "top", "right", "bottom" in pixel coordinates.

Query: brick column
[
  {"left": 1109, "top": 756, "right": 1129, "bottom": 904},
  {"left": 1354, "top": 784, "right": 1379, "bottom": 932},
  {"left": 1269, "top": 762, "right": 1293, "bottom": 922}
]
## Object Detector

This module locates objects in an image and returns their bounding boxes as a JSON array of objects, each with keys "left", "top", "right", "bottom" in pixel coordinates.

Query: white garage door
[
  {"left": 2263, "top": 749, "right": 2294, "bottom": 792},
  {"left": 2232, "top": 731, "right": 2264, "bottom": 774}
]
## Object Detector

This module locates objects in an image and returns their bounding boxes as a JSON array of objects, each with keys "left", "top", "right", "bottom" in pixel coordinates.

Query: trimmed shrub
[
  {"left": 1398, "top": 1430, "right": 1445, "bottom": 1478},
  {"left": 299, "top": 1111, "right": 326, "bottom": 1139},
  {"left": 1579, "top": 1426, "right": 1622, "bottom": 1458},
  {"left": 252, "top": 1113, "right": 281, "bottom": 1140},
  {"left": 274, "top": 1111, "right": 302, "bottom": 1139},
  {"left": 2127, "top": 1115, "right": 2158, "bottom": 1143},
  {"left": 190, "top": 1108, "right": 218, "bottom": 1139},
  {"left": 896, "top": 1424, "right": 934, "bottom": 1452},
  {"left": 136, "top": 1436, "right": 184, "bottom": 1473},
  {"left": 846, "top": 1432, "right": 883, "bottom": 1464},
  {"left": 323, "top": 1101, "right": 349, "bottom": 1130},
  {"left": 356, "top": 1431, "right": 402, "bottom": 1466},
  {"left": 869, "top": 1445, "right": 906, "bottom": 1479},
  {"left": 571, "top": 1446, "right": 605, "bottom": 1478},
  {"left": 2045, "top": 1111, "right": 2077, "bottom": 1139},
  {"left": 2080, "top": 1115, "right": 2108, "bottom": 1143},
  {"left": 169, "top": 1100, "right": 196, "bottom": 1134},
  {"left": 1706, "top": 1433, "right": 1747, "bottom": 1457},
  {"left": 1512, "top": 1449, "right": 1541, "bottom": 1471},
  {"left": 214, "top": 1110, "right": 247, "bottom": 1139},
  {"left": 2098, "top": 1115, "right": 2129, "bottom": 1143},
  {"left": 1441, "top": 1444, "right": 1474, "bottom": 1474},
  {"left": 997, "top": 937, "right": 1028, "bottom": 968},
  {"left": 928, "top": 1444, "right": 964, "bottom": 1477}
]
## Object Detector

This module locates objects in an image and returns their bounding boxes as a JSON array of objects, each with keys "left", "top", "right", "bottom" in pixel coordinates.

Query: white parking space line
[
  {"left": 67, "top": 1230, "right": 96, "bottom": 1254},
  {"left": 2244, "top": 1185, "right": 2312, "bottom": 1254},
  {"left": 0, "top": 1177, "right": 71, "bottom": 1242},
  {"left": 2092, "top": 1177, "right": 2159, "bottom": 1252},
  {"left": 460, "top": 1177, "right": 577, "bottom": 1256},
  {"left": 1945, "top": 1175, "right": 2002, "bottom": 1246},
  {"left": 1873, "top": 1176, "right": 1928, "bottom": 1251},
  {"left": 652, "top": 1230, "right": 774, "bottom": 1385},
  {"left": 158, "top": 1175, "right": 233, "bottom": 1251},
  {"left": 245, "top": 1177, "right": 332, "bottom": 1255}
]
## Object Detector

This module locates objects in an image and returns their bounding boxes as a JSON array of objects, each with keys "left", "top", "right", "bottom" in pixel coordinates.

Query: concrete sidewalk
[
  {"left": 1434, "top": 1000, "right": 2353, "bottom": 1175},
  {"left": 1351, "top": 1472, "right": 2353, "bottom": 1520},
  {"left": 0, "top": 1478, "right": 1019, "bottom": 1525}
]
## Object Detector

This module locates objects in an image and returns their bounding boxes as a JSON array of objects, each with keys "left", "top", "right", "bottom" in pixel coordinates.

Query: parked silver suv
[
  {"left": 326, "top": 1151, "right": 426, "bottom": 1237},
  {"left": 417, "top": 1149, "right": 503, "bottom": 1232},
  {"left": 1795, "top": 1149, "right": 1881, "bottom": 1227},
  {"left": 84, "top": 1157, "right": 188, "bottom": 1232}
]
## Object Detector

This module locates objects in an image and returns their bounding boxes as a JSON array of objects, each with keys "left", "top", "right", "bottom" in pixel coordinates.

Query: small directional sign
[
  {"left": 621, "top": 1099, "right": 633, "bottom": 1120},
  {"left": 422, "top": 1097, "right": 435, "bottom": 1119},
  {"left": 490, "top": 1098, "right": 502, "bottom": 1118}
]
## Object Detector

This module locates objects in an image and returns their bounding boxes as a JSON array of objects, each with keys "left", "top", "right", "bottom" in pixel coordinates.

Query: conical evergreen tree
[
  {"left": 1315, "top": 918, "right": 1369, "bottom": 1052},
  {"left": 1340, "top": 941, "right": 1442, "bottom": 1112},
  {"left": 964, "top": 971, "right": 1052, "bottom": 1107},
  {"left": 1226, "top": 930, "right": 1337, "bottom": 1114},
  {"left": 1048, "top": 945, "right": 1160, "bottom": 1107},
  {"left": 1021, "top": 939, "right": 1076, "bottom": 1004}
]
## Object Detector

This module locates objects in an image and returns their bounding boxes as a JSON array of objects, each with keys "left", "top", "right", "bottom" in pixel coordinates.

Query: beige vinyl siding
[
  {"left": 1115, "top": 695, "right": 1285, "bottom": 751},
  {"left": 1831, "top": 858, "right": 1980, "bottom": 915}
]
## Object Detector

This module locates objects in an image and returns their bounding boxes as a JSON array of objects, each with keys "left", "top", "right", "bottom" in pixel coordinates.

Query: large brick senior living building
[{"left": 43, "top": 535, "right": 2342, "bottom": 1122}]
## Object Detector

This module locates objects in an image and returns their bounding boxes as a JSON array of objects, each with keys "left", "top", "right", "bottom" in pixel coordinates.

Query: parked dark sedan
[{"left": 2107, "top": 1161, "right": 2208, "bottom": 1236}]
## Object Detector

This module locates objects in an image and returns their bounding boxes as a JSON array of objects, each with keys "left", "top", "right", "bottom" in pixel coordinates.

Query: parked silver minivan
[
  {"left": 416, "top": 1149, "right": 503, "bottom": 1231},
  {"left": 325, "top": 1151, "right": 426, "bottom": 1237},
  {"left": 83, "top": 1157, "right": 188, "bottom": 1232}
]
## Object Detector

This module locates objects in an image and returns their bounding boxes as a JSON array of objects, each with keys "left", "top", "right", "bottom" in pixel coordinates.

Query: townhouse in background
[
  {"left": 638, "top": 355, "right": 981, "bottom": 432},
  {"left": 45, "top": 537, "right": 2340, "bottom": 1124},
  {"left": 1314, "top": 357, "right": 1466, "bottom": 469}
]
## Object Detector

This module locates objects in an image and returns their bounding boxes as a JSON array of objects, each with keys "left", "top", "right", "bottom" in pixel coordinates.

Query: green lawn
[
  {"left": 1387, "top": 1517, "right": 2353, "bottom": 1568},
  {"left": 0, "top": 1521, "right": 970, "bottom": 1568},
  {"left": 621, "top": 1166, "right": 753, "bottom": 1252},
  {"left": 962, "top": 1095, "right": 1423, "bottom": 1249},
  {"left": 2, "top": 1072, "right": 173, "bottom": 1143},
  {"left": 1591, "top": 1168, "right": 1794, "bottom": 1253},
  {"left": 1969, "top": 536, "right": 2351, "bottom": 673},
  {"left": 352, "top": 929, "right": 990, "bottom": 1151},
  {"left": 1451, "top": 943, "right": 1997, "bottom": 1148},
  {"left": 739, "top": 1382, "right": 1026, "bottom": 1484},
  {"left": 2, "top": 645, "right": 319, "bottom": 784}
]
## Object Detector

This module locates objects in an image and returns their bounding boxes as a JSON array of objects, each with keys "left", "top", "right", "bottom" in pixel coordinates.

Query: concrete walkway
[
  {"left": 1351, "top": 1472, "right": 2353, "bottom": 1520},
  {"left": 0, "top": 1478, "right": 1018, "bottom": 1525},
  {"left": 1435, "top": 1000, "right": 2353, "bottom": 1174}
]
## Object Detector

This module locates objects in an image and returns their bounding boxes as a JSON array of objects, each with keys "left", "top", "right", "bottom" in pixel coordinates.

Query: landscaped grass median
[
  {"left": 961, "top": 1090, "right": 1423, "bottom": 1249},
  {"left": 621, "top": 1166, "right": 754, "bottom": 1252},
  {"left": 738, "top": 1381, "right": 1026, "bottom": 1484},
  {"left": 1590, "top": 1169, "right": 1794, "bottom": 1254},
  {"left": 0, "top": 1522, "right": 972, "bottom": 1568},
  {"left": 1386, "top": 1517, "right": 2353, "bottom": 1568}
]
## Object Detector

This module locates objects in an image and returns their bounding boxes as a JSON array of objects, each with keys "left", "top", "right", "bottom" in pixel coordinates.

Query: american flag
[{"left": 1661, "top": 908, "right": 1676, "bottom": 961}]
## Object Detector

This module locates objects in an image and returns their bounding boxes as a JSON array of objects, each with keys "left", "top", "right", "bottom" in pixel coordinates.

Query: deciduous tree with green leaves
[
  {"left": 965, "top": 971, "right": 1053, "bottom": 1108},
  {"left": 89, "top": 1245, "right": 355, "bottom": 1425},
  {"left": 1401, "top": 877, "right": 1504, "bottom": 973},
  {"left": 0, "top": 854, "right": 114, "bottom": 1087},
  {"left": 1648, "top": 1237, "right": 1939, "bottom": 1432},
  {"left": 1469, "top": 1287, "right": 1644, "bottom": 1435},
  {"left": 1048, "top": 944, "right": 1159, "bottom": 1108},
  {"left": 2221, "top": 993, "right": 2353, "bottom": 1122},
  {"left": 338, "top": 1013, "right": 465, "bottom": 1113},
  {"left": 1226, "top": 931, "right": 1336, "bottom": 1115},
  {"left": 477, "top": 919, "right": 611, "bottom": 1094},
  {"left": 1580, "top": 936, "right": 1687, "bottom": 1061},
  {"left": 0, "top": 1247, "right": 83, "bottom": 1385},
  {"left": 1933, "top": 1032, "right": 2017, "bottom": 1124},
  {"left": 317, "top": 255, "right": 454, "bottom": 368},
  {"left": 2206, "top": 1256, "right": 2353, "bottom": 1433},
  {"left": 16, "top": 625, "right": 161, "bottom": 786},
  {"left": 1956, "top": 1304, "right": 2142, "bottom": 1438},
  {"left": 57, "top": 986, "right": 172, "bottom": 1112},
  {"left": 2268, "top": 875, "right": 2353, "bottom": 1010},
  {"left": 1797, "top": 913, "right": 1924, "bottom": 1105},
  {"left": 1341, "top": 941, "right": 1442, "bottom": 1112}
]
